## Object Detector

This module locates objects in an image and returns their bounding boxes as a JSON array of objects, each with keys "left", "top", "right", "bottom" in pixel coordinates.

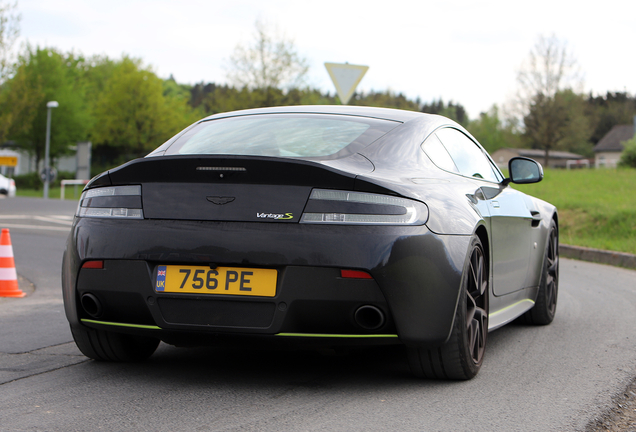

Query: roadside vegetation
[
  {"left": 514, "top": 168, "right": 636, "bottom": 254},
  {"left": 16, "top": 185, "right": 82, "bottom": 200}
]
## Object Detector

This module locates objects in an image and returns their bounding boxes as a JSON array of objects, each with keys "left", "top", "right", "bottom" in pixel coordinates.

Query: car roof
[{"left": 200, "top": 105, "right": 425, "bottom": 123}]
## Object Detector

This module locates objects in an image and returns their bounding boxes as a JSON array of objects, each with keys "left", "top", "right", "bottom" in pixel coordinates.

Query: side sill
[{"left": 488, "top": 299, "right": 535, "bottom": 331}]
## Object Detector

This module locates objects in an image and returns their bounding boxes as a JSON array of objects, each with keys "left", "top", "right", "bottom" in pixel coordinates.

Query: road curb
[{"left": 560, "top": 244, "right": 636, "bottom": 269}]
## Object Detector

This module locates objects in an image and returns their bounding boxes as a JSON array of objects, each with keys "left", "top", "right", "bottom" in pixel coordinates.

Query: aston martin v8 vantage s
[{"left": 62, "top": 105, "right": 559, "bottom": 380}]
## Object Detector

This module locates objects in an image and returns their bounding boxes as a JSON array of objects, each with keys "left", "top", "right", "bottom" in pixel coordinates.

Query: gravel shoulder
[{"left": 586, "top": 377, "right": 636, "bottom": 431}]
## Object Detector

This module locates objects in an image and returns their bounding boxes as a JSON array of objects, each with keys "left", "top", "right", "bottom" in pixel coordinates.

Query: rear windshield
[{"left": 165, "top": 113, "right": 400, "bottom": 159}]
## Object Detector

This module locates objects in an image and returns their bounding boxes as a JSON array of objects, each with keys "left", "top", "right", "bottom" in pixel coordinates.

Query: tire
[
  {"left": 521, "top": 220, "right": 559, "bottom": 325},
  {"left": 71, "top": 325, "right": 160, "bottom": 362},
  {"left": 408, "top": 235, "right": 489, "bottom": 380}
]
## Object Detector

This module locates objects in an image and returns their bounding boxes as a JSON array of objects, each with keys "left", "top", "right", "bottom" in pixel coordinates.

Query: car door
[
  {"left": 480, "top": 185, "right": 537, "bottom": 295},
  {"left": 434, "top": 128, "right": 534, "bottom": 296}
]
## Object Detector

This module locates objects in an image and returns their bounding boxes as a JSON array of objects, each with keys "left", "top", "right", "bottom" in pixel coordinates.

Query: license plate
[{"left": 155, "top": 265, "right": 277, "bottom": 297}]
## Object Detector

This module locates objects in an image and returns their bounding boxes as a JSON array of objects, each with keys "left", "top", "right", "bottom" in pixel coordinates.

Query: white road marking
[
  {"left": 32, "top": 216, "right": 74, "bottom": 225},
  {"left": 47, "top": 215, "right": 75, "bottom": 221},
  {"left": 0, "top": 215, "right": 74, "bottom": 227},
  {"left": 0, "top": 214, "right": 74, "bottom": 232},
  {"left": 0, "top": 223, "right": 71, "bottom": 232}
]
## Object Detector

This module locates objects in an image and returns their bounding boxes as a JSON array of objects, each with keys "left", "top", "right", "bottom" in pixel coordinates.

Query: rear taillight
[
  {"left": 77, "top": 185, "right": 143, "bottom": 219},
  {"left": 81, "top": 260, "right": 104, "bottom": 269},
  {"left": 300, "top": 189, "right": 428, "bottom": 225}
]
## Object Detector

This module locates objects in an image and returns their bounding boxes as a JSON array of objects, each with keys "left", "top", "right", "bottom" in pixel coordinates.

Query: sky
[{"left": 16, "top": 0, "right": 636, "bottom": 119}]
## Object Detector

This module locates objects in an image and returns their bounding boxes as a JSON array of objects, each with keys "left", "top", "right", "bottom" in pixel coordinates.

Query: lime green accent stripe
[
  {"left": 80, "top": 320, "right": 397, "bottom": 338},
  {"left": 275, "top": 333, "right": 398, "bottom": 338},
  {"left": 489, "top": 299, "right": 535, "bottom": 319},
  {"left": 81, "top": 319, "right": 161, "bottom": 330}
]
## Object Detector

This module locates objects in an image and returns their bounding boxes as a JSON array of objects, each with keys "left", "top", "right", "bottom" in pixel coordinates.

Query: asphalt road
[{"left": 1, "top": 197, "right": 635, "bottom": 431}]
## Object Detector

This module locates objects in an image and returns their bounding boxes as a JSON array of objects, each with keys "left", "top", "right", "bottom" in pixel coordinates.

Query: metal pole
[
  {"left": 43, "top": 101, "right": 58, "bottom": 199},
  {"left": 43, "top": 106, "right": 52, "bottom": 199}
]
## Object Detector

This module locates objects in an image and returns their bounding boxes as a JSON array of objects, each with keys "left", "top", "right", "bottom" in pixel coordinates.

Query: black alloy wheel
[
  {"left": 523, "top": 220, "right": 559, "bottom": 325},
  {"left": 465, "top": 241, "right": 488, "bottom": 366},
  {"left": 408, "top": 235, "right": 489, "bottom": 380}
]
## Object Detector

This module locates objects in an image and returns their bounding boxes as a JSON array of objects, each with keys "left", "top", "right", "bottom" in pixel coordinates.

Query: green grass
[
  {"left": 16, "top": 186, "right": 82, "bottom": 200},
  {"left": 514, "top": 168, "right": 636, "bottom": 254}
]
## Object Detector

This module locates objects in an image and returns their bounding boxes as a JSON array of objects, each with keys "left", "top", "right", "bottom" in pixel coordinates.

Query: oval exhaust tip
[
  {"left": 354, "top": 305, "right": 385, "bottom": 330},
  {"left": 81, "top": 293, "right": 103, "bottom": 318}
]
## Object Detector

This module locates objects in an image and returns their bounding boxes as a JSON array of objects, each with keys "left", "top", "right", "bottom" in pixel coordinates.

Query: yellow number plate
[{"left": 155, "top": 265, "right": 277, "bottom": 297}]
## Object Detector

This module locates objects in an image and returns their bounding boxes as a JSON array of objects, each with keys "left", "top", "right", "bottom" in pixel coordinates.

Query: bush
[
  {"left": 618, "top": 137, "right": 636, "bottom": 168},
  {"left": 13, "top": 172, "right": 42, "bottom": 190},
  {"left": 12, "top": 170, "right": 77, "bottom": 190}
]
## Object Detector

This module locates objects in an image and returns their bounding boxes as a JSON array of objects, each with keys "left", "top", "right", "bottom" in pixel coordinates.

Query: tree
[
  {"left": 523, "top": 89, "right": 593, "bottom": 164},
  {"left": 0, "top": 0, "right": 20, "bottom": 142},
  {"left": 225, "top": 19, "right": 309, "bottom": 91},
  {"left": 467, "top": 105, "right": 522, "bottom": 153},
  {"left": 0, "top": 0, "right": 19, "bottom": 84},
  {"left": 516, "top": 34, "right": 582, "bottom": 109},
  {"left": 556, "top": 90, "right": 593, "bottom": 157},
  {"left": 5, "top": 46, "right": 89, "bottom": 169},
  {"left": 586, "top": 92, "right": 636, "bottom": 144},
  {"left": 0, "top": 59, "right": 41, "bottom": 143},
  {"left": 163, "top": 74, "right": 192, "bottom": 101},
  {"left": 198, "top": 84, "right": 255, "bottom": 115},
  {"left": 191, "top": 82, "right": 336, "bottom": 116},
  {"left": 352, "top": 90, "right": 420, "bottom": 112},
  {"left": 91, "top": 57, "right": 196, "bottom": 162},
  {"left": 77, "top": 55, "right": 117, "bottom": 110},
  {"left": 523, "top": 92, "right": 568, "bottom": 166},
  {"left": 618, "top": 137, "right": 636, "bottom": 168},
  {"left": 515, "top": 34, "right": 584, "bottom": 165},
  {"left": 421, "top": 99, "right": 468, "bottom": 125}
]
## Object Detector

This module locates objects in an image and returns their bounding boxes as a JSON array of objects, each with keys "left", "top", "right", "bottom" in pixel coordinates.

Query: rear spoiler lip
[{"left": 84, "top": 154, "right": 398, "bottom": 197}]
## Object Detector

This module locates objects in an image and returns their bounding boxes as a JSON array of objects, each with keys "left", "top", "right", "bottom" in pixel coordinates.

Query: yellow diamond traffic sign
[{"left": 324, "top": 62, "right": 369, "bottom": 105}]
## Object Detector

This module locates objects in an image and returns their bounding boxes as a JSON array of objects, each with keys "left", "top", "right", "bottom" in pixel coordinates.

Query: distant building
[
  {"left": 593, "top": 117, "right": 636, "bottom": 168},
  {"left": 0, "top": 141, "right": 89, "bottom": 178},
  {"left": 490, "top": 148, "right": 585, "bottom": 169}
]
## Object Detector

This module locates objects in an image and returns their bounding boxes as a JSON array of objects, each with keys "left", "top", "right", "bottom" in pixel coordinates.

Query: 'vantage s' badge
[{"left": 206, "top": 196, "right": 235, "bottom": 205}]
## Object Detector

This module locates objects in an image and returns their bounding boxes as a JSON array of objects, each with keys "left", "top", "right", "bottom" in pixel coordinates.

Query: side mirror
[{"left": 504, "top": 157, "right": 543, "bottom": 185}]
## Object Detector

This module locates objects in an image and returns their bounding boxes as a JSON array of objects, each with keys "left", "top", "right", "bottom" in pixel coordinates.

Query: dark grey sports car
[{"left": 62, "top": 105, "right": 559, "bottom": 380}]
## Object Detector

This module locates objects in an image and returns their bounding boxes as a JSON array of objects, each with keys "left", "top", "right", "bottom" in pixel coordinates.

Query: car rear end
[{"left": 62, "top": 110, "right": 466, "bottom": 351}]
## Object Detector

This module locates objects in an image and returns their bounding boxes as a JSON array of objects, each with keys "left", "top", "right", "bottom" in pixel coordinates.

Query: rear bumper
[
  {"left": 62, "top": 218, "right": 470, "bottom": 347},
  {"left": 75, "top": 260, "right": 395, "bottom": 333}
]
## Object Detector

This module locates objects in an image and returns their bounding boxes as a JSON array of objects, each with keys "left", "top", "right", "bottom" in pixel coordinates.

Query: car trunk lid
[{"left": 106, "top": 155, "right": 363, "bottom": 223}]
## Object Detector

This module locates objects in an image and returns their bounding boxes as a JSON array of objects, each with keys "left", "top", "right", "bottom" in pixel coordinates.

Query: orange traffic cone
[{"left": 0, "top": 228, "right": 25, "bottom": 297}]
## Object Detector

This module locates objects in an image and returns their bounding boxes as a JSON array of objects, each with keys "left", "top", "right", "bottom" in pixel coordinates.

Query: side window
[
  {"left": 435, "top": 128, "right": 501, "bottom": 182},
  {"left": 421, "top": 133, "right": 459, "bottom": 173}
]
